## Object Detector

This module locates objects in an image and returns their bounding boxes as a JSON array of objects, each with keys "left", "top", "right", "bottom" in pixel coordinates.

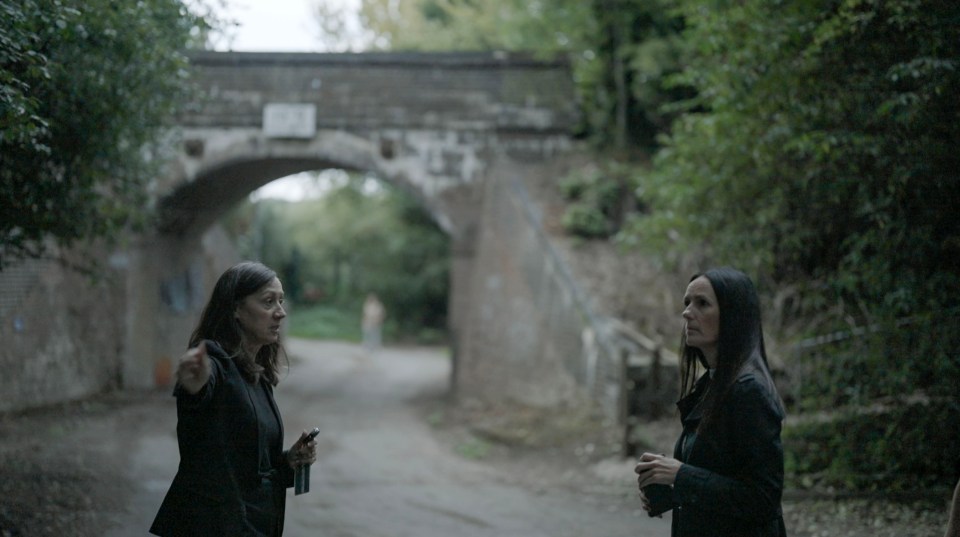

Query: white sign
[{"left": 262, "top": 103, "right": 317, "bottom": 139}]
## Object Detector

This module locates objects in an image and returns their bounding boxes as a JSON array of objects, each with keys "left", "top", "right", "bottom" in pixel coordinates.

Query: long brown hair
[
  {"left": 678, "top": 267, "right": 782, "bottom": 431},
  {"left": 189, "top": 261, "right": 286, "bottom": 385}
]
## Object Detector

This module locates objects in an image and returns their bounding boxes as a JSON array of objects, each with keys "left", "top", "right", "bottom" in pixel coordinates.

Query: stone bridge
[
  {"left": 123, "top": 50, "right": 596, "bottom": 408},
  {"left": 158, "top": 51, "right": 577, "bottom": 238},
  {"left": 1, "top": 51, "right": 664, "bottom": 420}
]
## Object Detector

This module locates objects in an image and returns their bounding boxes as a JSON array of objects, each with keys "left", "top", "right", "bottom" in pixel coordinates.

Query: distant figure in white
[{"left": 361, "top": 293, "right": 386, "bottom": 353}]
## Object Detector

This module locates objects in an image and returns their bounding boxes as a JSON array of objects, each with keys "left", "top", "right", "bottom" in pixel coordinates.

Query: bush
[
  {"left": 559, "top": 163, "right": 641, "bottom": 239},
  {"left": 785, "top": 401, "right": 960, "bottom": 493},
  {"left": 561, "top": 204, "right": 612, "bottom": 239},
  {"left": 783, "top": 313, "right": 960, "bottom": 492},
  {"left": 0, "top": 0, "right": 208, "bottom": 268}
]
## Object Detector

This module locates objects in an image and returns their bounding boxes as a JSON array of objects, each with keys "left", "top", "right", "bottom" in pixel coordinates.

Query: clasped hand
[
  {"left": 634, "top": 452, "right": 682, "bottom": 515},
  {"left": 636, "top": 452, "right": 681, "bottom": 487},
  {"left": 634, "top": 452, "right": 682, "bottom": 488}
]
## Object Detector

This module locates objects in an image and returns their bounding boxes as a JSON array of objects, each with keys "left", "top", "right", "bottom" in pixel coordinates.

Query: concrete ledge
[{"left": 186, "top": 50, "right": 572, "bottom": 70}]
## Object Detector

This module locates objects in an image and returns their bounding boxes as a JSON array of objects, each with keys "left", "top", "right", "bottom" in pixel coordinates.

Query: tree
[
  {"left": 337, "top": 0, "right": 691, "bottom": 240},
  {"left": 330, "top": 0, "right": 687, "bottom": 150},
  {"left": 627, "top": 0, "right": 960, "bottom": 326},
  {"left": 620, "top": 1, "right": 960, "bottom": 491},
  {"left": 0, "top": 0, "right": 212, "bottom": 269}
]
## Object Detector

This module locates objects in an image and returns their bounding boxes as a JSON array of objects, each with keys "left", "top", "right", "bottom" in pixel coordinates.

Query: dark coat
[
  {"left": 150, "top": 341, "right": 295, "bottom": 537},
  {"left": 666, "top": 364, "right": 787, "bottom": 537}
]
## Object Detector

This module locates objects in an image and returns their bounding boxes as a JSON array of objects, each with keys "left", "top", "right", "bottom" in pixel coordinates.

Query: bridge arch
[{"left": 156, "top": 129, "right": 457, "bottom": 239}]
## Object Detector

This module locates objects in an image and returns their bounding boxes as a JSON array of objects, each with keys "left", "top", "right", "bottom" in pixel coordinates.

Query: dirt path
[{"left": 0, "top": 338, "right": 947, "bottom": 536}]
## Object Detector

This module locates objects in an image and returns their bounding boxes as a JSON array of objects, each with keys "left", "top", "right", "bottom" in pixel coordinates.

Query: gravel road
[{"left": 106, "top": 338, "right": 667, "bottom": 537}]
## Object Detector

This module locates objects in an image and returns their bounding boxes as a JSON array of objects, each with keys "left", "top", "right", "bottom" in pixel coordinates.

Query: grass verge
[{"left": 286, "top": 303, "right": 361, "bottom": 342}]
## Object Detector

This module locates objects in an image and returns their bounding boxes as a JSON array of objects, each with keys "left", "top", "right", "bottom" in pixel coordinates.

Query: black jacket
[
  {"left": 150, "top": 341, "right": 295, "bottom": 537},
  {"left": 655, "top": 363, "right": 787, "bottom": 537}
]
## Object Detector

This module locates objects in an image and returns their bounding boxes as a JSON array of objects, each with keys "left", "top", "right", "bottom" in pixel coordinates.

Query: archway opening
[{"left": 220, "top": 168, "right": 451, "bottom": 348}]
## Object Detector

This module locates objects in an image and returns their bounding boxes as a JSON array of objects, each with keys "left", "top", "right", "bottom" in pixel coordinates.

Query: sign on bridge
[{"left": 263, "top": 103, "right": 317, "bottom": 138}]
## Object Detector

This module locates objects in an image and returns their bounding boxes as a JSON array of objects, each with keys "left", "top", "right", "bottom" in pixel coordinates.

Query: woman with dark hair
[
  {"left": 635, "top": 267, "right": 787, "bottom": 536},
  {"left": 151, "top": 261, "right": 317, "bottom": 537}
]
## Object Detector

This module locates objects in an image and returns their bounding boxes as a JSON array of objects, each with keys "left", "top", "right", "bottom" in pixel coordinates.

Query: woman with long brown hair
[{"left": 151, "top": 261, "right": 317, "bottom": 536}]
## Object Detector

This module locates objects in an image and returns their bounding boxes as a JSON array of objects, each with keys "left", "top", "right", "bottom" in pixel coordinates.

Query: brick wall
[
  {"left": 0, "top": 248, "right": 126, "bottom": 413},
  {"left": 456, "top": 157, "right": 596, "bottom": 407}
]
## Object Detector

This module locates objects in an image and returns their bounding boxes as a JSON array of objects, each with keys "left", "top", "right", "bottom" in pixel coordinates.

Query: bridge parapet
[{"left": 180, "top": 51, "right": 578, "bottom": 133}]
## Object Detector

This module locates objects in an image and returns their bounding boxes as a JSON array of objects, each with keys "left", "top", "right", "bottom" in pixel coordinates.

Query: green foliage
[
  {"left": 578, "top": 0, "right": 690, "bottom": 149},
  {"left": 0, "top": 0, "right": 211, "bottom": 268},
  {"left": 357, "top": 0, "right": 595, "bottom": 54},
  {"left": 624, "top": 0, "right": 960, "bottom": 325},
  {"left": 790, "top": 313, "right": 960, "bottom": 412},
  {"left": 286, "top": 303, "right": 363, "bottom": 342},
  {"left": 454, "top": 438, "right": 491, "bottom": 460},
  {"left": 352, "top": 0, "right": 687, "bottom": 149},
  {"left": 782, "top": 309, "right": 960, "bottom": 492},
  {"left": 561, "top": 205, "right": 609, "bottom": 239},
  {"left": 227, "top": 174, "right": 450, "bottom": 343},
  {"left": 559, "top": 163, "right": 641, "bottom": 239},
  {"left": 784, "top": 401, "right": 960, "bottom": 492}
]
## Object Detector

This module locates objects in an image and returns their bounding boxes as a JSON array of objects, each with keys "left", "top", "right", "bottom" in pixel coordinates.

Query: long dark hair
[
  {"left": 189, "top": 261, "right": 286, "bottom": 385},
  {"left": 679, "top": 267, "right": 781, "bottom": 431}
]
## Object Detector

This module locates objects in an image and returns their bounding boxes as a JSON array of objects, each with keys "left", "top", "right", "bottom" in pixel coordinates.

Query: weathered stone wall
[
  {"left": 180, "top": 51, "right": 577, "bottom": 133},
  {"left": 454, "top": 152, "right": 680, "bottom": 424},
  {"left": 0, "top": 248, "right": 126, "bottom": 413},
  {"left": 122, "top": 225, "right": 240, "bottom": 391},
  {"left": 456, "top": 156, "right": 591, "bottom": 407},
  {"left": 0, "top": 224, "right": 238, "bottom": 414}
]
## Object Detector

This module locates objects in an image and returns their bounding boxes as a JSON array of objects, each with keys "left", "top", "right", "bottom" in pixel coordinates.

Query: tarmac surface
[{"left": 105, "top": 338, "right": 668, "bottom": 537}]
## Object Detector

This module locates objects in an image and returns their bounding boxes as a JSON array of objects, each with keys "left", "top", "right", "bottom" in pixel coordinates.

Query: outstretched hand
[
  {"left": 287, "top": 430, "right": 318, "bottom": 469},
  {"left": 176, "top": 343, "right": 210, "bottom": 394}
]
